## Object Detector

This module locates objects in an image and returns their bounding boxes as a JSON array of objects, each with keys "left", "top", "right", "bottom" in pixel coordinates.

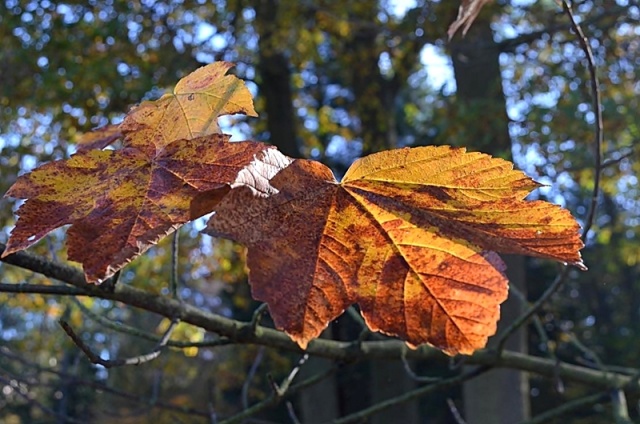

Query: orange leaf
[
  {"left": 2, "top": 135, "right": 291, "bottom": 282},
  {"left": 205, "top": 146, "right": 584, "bottom": 355},
  {"left": 3, "top": 61, "right": 271, "bottom": 282},
  {"left": 75, "top": 62, "right": 255, "bottom": 153},
  {"left": 121, "top": 62, "right": 257, "bottom": 153}
]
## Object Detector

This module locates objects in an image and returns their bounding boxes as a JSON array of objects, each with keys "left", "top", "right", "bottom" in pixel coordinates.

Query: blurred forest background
[{"left": 1, "top": 0, "right": 639, "bottom": 423}]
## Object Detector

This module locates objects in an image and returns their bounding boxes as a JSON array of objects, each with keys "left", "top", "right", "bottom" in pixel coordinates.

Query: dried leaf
[
  {"left": 77, "top": 124, "right": 123, "bottom": 152},
  {"left": 75, "top": 62, "right": 255, "bottom": 153},
  {"left": 121, "top": 62, "right": 257, "bottom": 153},
  {"left": 2, "top": 135, "right": 291, "bottom": 282},
  {"left": 3, "top": 61, "right": 270, "bottom": 282},
  {"left": 206, "top": 146, "right": 584, "bottom": 354},
  {"left": 448, "top": 0, "right": 493, "bottom": 39}
]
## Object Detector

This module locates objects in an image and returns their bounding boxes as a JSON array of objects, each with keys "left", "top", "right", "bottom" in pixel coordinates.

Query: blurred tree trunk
[
  {"left": 449, "top": 12, "right": 531, "bottom": 424},
  {"left": 255, "top": 0, "right": 301, "bottom": 158},
  {"left": 255, "top": 1, "right": 338, "bottom": 420}
]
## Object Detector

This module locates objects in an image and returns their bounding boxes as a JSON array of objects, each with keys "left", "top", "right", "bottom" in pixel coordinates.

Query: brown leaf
[
  {"left": 205, "top": 146, "right": 584, "bottom": 354},
  {"left": 3, "top": 61, "right": 271, "bottom": 282},
  {"left": 2, "top": 135, "right": 291, "bottom": 282},
  {"left": 75, "top": 62, "right": 255, "bottom": 153},
  {"left": 448, "top": 0, "right": 493, "bottom": 39},
  {"left": 121, "top": 62, "right": 257, "bottom": 153},
  {"left": 76, "top": 124, "right": 123, "bottom": 152}
]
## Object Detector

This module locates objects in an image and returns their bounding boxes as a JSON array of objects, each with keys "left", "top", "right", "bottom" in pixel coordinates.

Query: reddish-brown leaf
[
  {"left": 205, "top": 146, "right": 584, "bottom": 354},
  {"left": 2, "top": 136, "right": 290, "bottom": 282},
  {"left": 76, "top": 124, "right": 123, "bottom": 152}
]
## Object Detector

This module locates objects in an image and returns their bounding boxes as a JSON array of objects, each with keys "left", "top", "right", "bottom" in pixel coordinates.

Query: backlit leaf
[
  {"left": 3, "top": 62, "right": 270, "bottom": 282},
  {"left": 205, "top": 146, "right": 584, "bottom": 355},
  {"left": 121, "top": 62, "right": 257, "bottom": 152},
  {"left": 75, "top": 62, "right": 255, "bottom": 153},
  {"left": 2, "top": 135, "right": 290, "bottom": 282}
]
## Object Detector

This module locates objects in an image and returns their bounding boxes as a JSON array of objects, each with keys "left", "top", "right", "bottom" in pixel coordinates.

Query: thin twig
[
  {"left": 59, "top": 318, "right": 178, "bottom": 368},
  {"left": 273, "top": 353, "right": 309, "bottom": 396},
  {"left": 208, "top": 378, "right": 218, "bottom": 424},
  {"left": 332, "top": 366, "right": 491, "bottom": 424},
  {"left": 285, "top": 401, "right": 301, "bottom": 424},
  {"left": 498, "top": 0, "right": 604, "bottom": 354},
  {"left": 447, "top": 398, "right": 468, "bottom": 424},
  {"left": 242, "top": 346, "right": 266, "bottom": 410},
  {"left": 72, "top": 297, "right": 231, "bottom": 348},
  {"left": 0, "top": 375, "right": 87, "bottom": 424},
  {"left": 400, "top": 347, "right": 440, "bottom": 382},
  {"left": 610, "top": 389, "right": 633, "bottom": 424},
  {"left": 561, "top": 0, "right": 604, "bottom": 243},
  {"left": 497, "top": 266, "right": 570, "bottom": 352},
  {"left": 519, "top": 391, "right": 609, "bottom": 424},
  {"left": 218, "top": 365, "right": 336, "bottom": 424},
  {"left": 0, "top": 346, "right": 212, "bottom": 418},
  {"left": 250, "top": 303, "right": 269, "bottom": 333},
  {"left": 171, "top": 230, "right": 180, "bottom": 298}
]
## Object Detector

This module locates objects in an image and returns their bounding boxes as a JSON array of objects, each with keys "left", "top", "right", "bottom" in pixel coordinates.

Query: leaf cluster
[{"left": 2, "top": 62, "right": 584, "bottom": 355}]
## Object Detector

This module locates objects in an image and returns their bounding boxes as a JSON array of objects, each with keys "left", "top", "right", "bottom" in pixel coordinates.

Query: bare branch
[
  {"left": 0, "top": 375, "right": 87, "bottom": 424},
  {"left": 2, "top": 243, "right": 640, "bottom": 391},
  {"left": 218, "top": 365, "right": 336, "bottom": 424},
  {"left": 521, "top": 391, "right": 609, "bottom": 424},
  {"left": 496, "top": 0, "right": 604, "bottom": 354},
  {"left": 610, "top": 389, "right": 633, "bottom": 424},
  {"left": 400, "top": 347, "right": 440, "bottom": 382},
  {"left": 447, "top": 398, "right": 468, "bottom": 424},
  {"left": 0, "top": 282, "right": 88, "bottom": 296},
  {"left": 71, "top": 296, "right": 232, "bottom": 349},
  {"left": 333, "top": 366, "right": 491, "bottom": 424},
  {"left": 0, "top": 346, "right": 212, "bottom": 418},
  {"left": 242, "top": 346, "right": 266, "bottom": 410},
  {"left": 561, "top": 0, "right": 603, "bottom": 243},
  {"left": 170, "top": 229, "right": 180, "bottom": 298},
  {"left": 59, "top": 318, "right": 178, "bottom": 368}
]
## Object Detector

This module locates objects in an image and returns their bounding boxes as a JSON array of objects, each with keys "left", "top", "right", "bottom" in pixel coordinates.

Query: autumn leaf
[
  {"left": 3, "top": 61, "right": 270, "bottom": 282},
  {"left": 75, "top": 62, "right": 255, "bottom": 153},
  {"left": 121, "top": 61, "right": 257, "bottom": 153},
  {"left": 2, "top": 135, "right": 291, "bottom": 282},
  {"left": 205, "top": 146, "right": 584, "bottom": 355},
  {"left": 76, "top": 124, "right": 123, "bottom": 152},
  {"left": 448, "top": 0, "right": 493, "bottom": 39}
]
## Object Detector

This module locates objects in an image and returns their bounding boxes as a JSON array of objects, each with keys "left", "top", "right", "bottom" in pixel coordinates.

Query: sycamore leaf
[
  {"left": 2, "top": 135, "right": 291, "bottom": 282},
  {"left": 121, "top": 62, "right": 257, "bottom": 153},
  {"left": 77, "top": 124, "right": 123, "bottom": 152},
  {"left": 3, "top": 61, "right": 269, "bottom": 282},
  {"left": 205, "top": 146, "right": 584, "bottom": 355},
  {"left": 75, "top": 62, "right": 255, "bottom": 153},
  {"left": 448, "top": 0, "right": 493, "bottom": 39}
]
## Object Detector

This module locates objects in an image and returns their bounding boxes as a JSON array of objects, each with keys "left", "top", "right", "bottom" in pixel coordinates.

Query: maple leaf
[
  {"left": 76, "top": 124, "right": 123, "bottom": 152},
  {"left": 448, "top": 0, "right": 493, "bottom": 39},
  {"left": 121, "top": 61, "right": 257, "bottom": 153},
  {"left": 3, "top": 61, "right": 270, "bottom": 282},
  {"left": 75, "top": 61, "right": 255, "bottom": 153},
  {"left": 2, "top": 134, "right": 291, "bottom": 282},
  {"left": 205, "top": 146, "right": 585, "bottom": 355}
]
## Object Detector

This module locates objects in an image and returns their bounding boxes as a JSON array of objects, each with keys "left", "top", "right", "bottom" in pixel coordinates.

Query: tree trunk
[
  {"left": 255, "top": 0, "right": 301, "bottom": 158},
  {"left": 449, "top": 13, "right": 531, "bottom": 424}
]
